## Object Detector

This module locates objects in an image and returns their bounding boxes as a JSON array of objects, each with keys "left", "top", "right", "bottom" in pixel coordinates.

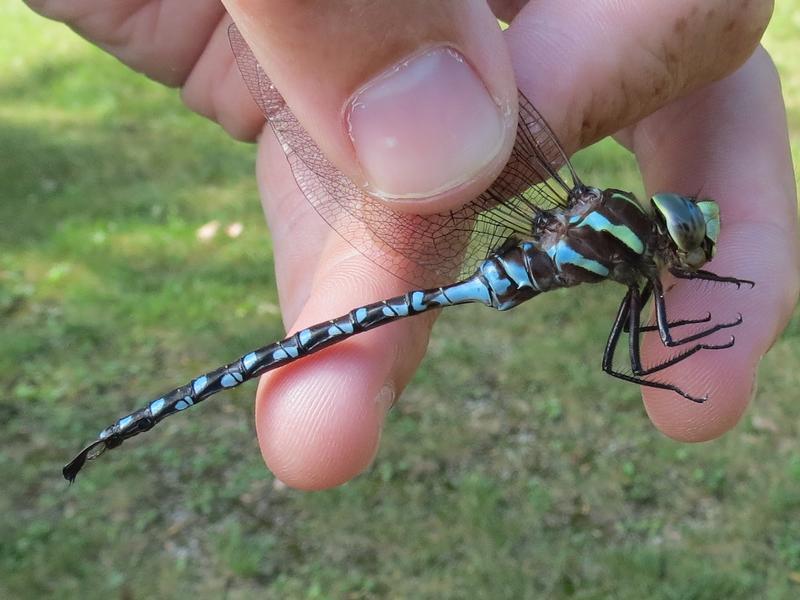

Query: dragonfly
[{"left": 63, "top": 24, "right": 754, "bottom": 482}]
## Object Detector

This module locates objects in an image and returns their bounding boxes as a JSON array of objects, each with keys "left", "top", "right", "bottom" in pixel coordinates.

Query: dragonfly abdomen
[{"left": 63, "top": 274, "right": 505, "bottom": 480}]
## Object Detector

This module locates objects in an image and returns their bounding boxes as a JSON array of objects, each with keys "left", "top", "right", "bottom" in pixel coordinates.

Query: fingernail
[
  {"left": 375, "top": 384, "right": 396, "bottom": 417},
  {"left": 347, "top": 47, "right": 506, "bottom": 200}
]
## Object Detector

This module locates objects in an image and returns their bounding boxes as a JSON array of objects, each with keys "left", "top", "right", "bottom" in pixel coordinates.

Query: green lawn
[{"left": 2, "top": 3, "right": 798, "bottom": 599}]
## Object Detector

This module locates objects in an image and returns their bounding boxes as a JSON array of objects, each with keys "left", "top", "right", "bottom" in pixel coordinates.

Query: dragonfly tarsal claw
[
  {"left": 637, "top": 312, "right": 714, "bottom": 333},
  {"left": 667, "top": 379, "right": 709, "bottom": 404},
  {"left": 684, "top": 393, "right": 709, "bottom": 404},
  {"left": 661, "top": 313, "right": 744, "bottom": 348},
  {"left": 696, "top": 335, "right": 736, "bottom": 352},
  {"left": 664, "top": 312, "right": 714, "bottom": 328}
]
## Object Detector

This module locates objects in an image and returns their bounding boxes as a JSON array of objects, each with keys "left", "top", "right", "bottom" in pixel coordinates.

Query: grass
[{"left": 1, "top": 2, "right": 798, "bottom": 599}]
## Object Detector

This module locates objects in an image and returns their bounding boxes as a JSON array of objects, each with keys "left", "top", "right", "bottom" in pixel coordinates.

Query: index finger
[{"left": 633, "top": 47, "right": 799, "bottom": 439}]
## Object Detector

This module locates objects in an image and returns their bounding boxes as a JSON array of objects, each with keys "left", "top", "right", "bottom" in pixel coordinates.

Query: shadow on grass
[{"left": 0, "top": 56, "right": 257, "bottom": 248}]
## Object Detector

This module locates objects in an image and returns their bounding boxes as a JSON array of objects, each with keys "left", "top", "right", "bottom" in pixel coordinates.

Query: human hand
[{"left": 29, "top": 0, "right": 796, "bottom": 490}]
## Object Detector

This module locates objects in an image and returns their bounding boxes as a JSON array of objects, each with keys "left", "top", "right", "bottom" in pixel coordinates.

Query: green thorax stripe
[
  {"left": 546, "top": 240, "right": 609, "bottom": 277},
  {"left": 610, "top": 191, "right": 645, "bottom": 211},
  {"left": 571, "top": 209, "right": 644, "bottom": 254}
]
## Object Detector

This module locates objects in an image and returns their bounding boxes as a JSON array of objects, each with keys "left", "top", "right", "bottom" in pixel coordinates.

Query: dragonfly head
[{"left": 651, "top": 193, "right": 720, "bottom": 270}]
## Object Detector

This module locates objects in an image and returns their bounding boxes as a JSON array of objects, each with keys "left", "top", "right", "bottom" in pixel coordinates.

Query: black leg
[
  {"left": 636, "top": 336, "right": 735, "bottom": 378},
  {"left": 602, "top": 286, "right": 708, "bottom": 403},
  {"left": 652, "top": 278, "right": 742, "bottom": 347},
  {"left": 626, "top": 286, "right": 730, "bottom": 389},
  {"left": 637, "top": 313, "right": 712, "bottom": 333},
  {"left": 670, "top": 268, "right": 755, "bottom": 288},
  {"left": 602, "top": 287, "right": 633, "bottom": 373},
  {"left": 629, "top": 287, "right": 734, "bottom": 376},
  {"left": 623, "top": 280, "right": 650, "bottom": 333},
  {"left": 625, "top": 280, "right": 714, "bottom": 333},
  {"left": 638, "top": 280, "right": 653, "bottom": 312}
]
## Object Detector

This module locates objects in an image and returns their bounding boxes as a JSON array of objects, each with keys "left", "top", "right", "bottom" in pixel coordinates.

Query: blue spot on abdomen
[
  {"left": 192, "top": 376, "right": 208, "bottom": 395},
  {"left": 221, "top": 372, "right": 243, "bottom": 388},
  {"left": 242, "top": 352, "right": 258, "bottom": 371},
  {"left": 175, "top": 396, "right": 194, "bottom": 411},
  {"left": 116, "top": 415, "right": 134, "bottom": 430},
  {"left": 149, "top": 398, "right": 166, "bottom": 416}
]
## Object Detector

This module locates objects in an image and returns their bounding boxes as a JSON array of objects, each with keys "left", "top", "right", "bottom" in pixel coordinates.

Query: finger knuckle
[
  {"left": 656, "top": 0, "right": 774, "bottom": 90},
  {"left": 717, "top": 0, "right": 774, "bottom": 51},
  {"left": 704, "top": 0, "right": 773, "bottom": 62}
]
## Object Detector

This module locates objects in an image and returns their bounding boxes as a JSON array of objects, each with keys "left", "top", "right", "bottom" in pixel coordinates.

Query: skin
[{"left": 27, "top": 0, "right": 798, "bottom": 490}]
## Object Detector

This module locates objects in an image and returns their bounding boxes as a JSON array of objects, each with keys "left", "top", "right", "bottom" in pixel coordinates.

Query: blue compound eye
[{"left": 651, "top": 193, "right": 707, "bottom": 252}]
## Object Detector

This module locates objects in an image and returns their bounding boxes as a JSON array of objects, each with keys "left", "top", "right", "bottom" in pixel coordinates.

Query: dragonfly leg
[
  {"left": 670, "top": 268, "right": 755, "bottom": 288},
  {"left": 622, "top": 281, "right": 650, "bottom": 333},
  {"left": 602, "top": 287, "right": 633, "bottom": 370},
  {"left": 652, "top": 278, "right": 743, "bottom": 347},
  {"left": 637, "top": 313, "right": 712, "bottom": 333},
  {"left": 602, "top": 286, "right": 708, "bottom": 403},
  {"left": 625, "top": 279, "right": 715, "bottom": 333},
  {"left": 629, "top": 303, "right": 734, "bottom": 378}
]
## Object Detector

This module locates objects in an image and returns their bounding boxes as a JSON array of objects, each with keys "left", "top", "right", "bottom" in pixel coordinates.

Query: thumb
[
  {"left": 221, "top": 0, "right": 517, "bottom": 490},
  {"left": 222, "top": 0, "right": 517, "bottom": 213}
]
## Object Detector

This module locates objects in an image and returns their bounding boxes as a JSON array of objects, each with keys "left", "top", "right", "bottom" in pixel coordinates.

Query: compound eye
[
  {"left": 696, "top": 200, "right": 720, "bottom": 247},
  {"left": 651, "top": 193, "right": 706, "bottom": 251}
]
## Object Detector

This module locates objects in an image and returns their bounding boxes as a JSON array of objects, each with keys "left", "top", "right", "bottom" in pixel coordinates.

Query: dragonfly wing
[{"left": 229, "top": 24, "right": 578, "bottom": 286}]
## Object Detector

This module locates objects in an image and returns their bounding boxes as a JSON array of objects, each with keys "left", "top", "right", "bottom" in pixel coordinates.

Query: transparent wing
[{"left": 229, "top": 24, "right": 580, "bottom": 287}]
